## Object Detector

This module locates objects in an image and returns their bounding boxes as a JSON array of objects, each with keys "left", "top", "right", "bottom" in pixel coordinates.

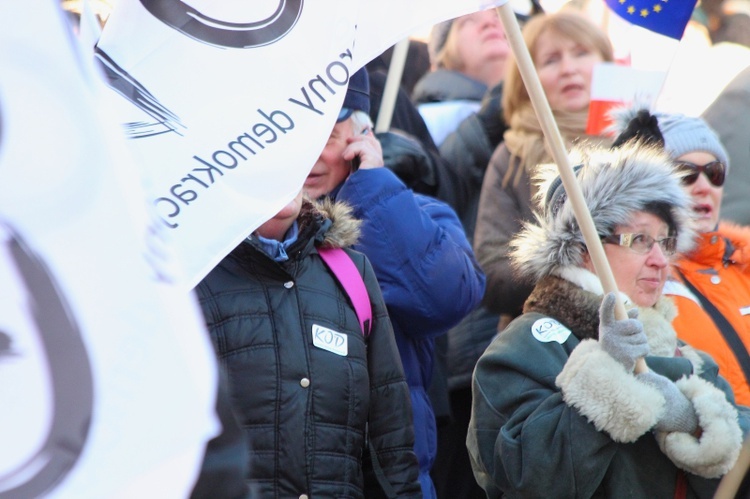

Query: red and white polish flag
[{"left": 586, "top": 62, "right": 666, "bottom": 136}]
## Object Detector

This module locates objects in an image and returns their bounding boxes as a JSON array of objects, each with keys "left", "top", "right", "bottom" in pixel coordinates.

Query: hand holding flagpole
[{"left": 495, "top": 3, "right": 647, "bottom": 373}]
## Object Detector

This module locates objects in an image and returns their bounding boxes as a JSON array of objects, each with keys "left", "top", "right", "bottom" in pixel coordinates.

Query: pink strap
[{"left": 318, "top": 247, "right": 372, "bottom": 337}]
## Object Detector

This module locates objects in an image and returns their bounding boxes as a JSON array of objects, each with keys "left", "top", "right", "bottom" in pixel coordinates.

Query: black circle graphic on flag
[
  {"left": 139, "top": 0, "right": 304, "bottom": 48},
  {"left": 0, "top": 224, "right": 93, "bottom": 498}
]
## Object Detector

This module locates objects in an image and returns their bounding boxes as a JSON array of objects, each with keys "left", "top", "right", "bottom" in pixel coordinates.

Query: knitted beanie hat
[
  {"left": 655, "top": 112, "right": 729, "bottom": 171},
  {"left": 510, "top": 142, "right": 695, "bottom": 282},
  {"left": 337, "top": 67, "right": 370, "bottom": 122},
  {"left": 428, "top": 19, "right": 454, "bottom": 65}
]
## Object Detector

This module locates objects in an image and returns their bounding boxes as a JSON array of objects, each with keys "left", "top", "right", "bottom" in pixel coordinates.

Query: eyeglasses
[
  {"left": 674, "top": 160, "right": 726, "bottom": 187},
  {"left": 601, "top": 233, "right": 677, "bottom": 256}
]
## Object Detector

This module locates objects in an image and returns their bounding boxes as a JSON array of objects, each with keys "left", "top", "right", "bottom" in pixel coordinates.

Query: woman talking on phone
[{"left": 304, "top": 67, "right": 486, "bottom": 498}]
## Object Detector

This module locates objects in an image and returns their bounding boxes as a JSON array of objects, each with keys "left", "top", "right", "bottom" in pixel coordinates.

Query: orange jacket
[{"left": 664, "top": 222, "right": 750, "bottom": 406}]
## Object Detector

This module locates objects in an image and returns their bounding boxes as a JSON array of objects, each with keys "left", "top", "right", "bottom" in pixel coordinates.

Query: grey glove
[
  {"left": 598, "top": 292, "right": 649, "bottom": 372},
  {"left": 637, "top": 371, "right": 699, "bottom": 434}
]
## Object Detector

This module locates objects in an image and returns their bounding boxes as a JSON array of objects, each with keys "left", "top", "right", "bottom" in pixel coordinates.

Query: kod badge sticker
[
  {"left": 312, "top": 324, "right": 348, "bottom": 356},
  {"left": 531, "top": 318, "right": 571, "bottom": 344}
]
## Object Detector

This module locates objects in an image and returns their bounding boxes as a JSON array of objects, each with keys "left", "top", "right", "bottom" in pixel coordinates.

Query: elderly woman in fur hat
[{"left": 466, "top": 142, "right": 746, "bottom": 498}]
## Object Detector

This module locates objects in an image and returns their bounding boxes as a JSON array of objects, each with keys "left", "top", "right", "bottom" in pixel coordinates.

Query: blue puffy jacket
[{"left": 332, "top": 167, "right": 486, "bottom": 498}]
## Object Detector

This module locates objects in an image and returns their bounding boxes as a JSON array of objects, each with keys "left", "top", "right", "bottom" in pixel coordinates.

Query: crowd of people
[{"left": 58, "top": 0, "right": 750, "bottom": 497}]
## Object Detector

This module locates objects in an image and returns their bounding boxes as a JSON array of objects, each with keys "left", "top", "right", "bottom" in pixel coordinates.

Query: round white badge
[{"left": 531, "top": 318, "right": 571, "bottom": 344}]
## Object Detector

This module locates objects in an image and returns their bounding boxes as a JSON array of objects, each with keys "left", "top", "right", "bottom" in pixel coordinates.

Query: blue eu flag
[{"left": 604, "top": 0, "right": 698, "bottom": 39}]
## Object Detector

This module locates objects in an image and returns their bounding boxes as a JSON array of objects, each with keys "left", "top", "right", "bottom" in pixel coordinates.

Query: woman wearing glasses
[
  {"left": 467, "top": 141, "right": 745, "bottom": 498},
  {"left": 649, "top": 112, "right": 750, "bottom": 407}
]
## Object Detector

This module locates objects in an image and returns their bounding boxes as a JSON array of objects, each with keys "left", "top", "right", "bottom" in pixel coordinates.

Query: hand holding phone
[{"left": 350, "top": 127, "right": 370, "bottom": 172}]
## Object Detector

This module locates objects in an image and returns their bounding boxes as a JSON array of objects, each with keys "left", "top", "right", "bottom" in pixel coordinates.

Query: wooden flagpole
[
  {"left": 714, "top": 437, "right": 750, "bottom": 499},
  {"left": 495, "top": 3, "right": 647, "bottom": 373},
  {"left": 374, "top": 38, "right": 410, "bottom": 133}
]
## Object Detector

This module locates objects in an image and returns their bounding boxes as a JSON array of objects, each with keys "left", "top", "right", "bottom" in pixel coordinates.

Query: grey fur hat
[{"left": 510, "top": 142, "right": 696, "bottom": 282}]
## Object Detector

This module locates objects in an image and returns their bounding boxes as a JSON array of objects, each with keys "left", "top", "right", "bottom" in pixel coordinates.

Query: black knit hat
[{"left": 338, "top": 67, "right": 371, "bottom": 122}]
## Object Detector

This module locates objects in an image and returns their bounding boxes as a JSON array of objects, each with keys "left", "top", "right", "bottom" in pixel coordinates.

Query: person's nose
[
  {"left": 646, "top": 242, "right": 669, "bottom": 268},
  {"left": 559, "top": 53, "right": 576, "bottom": 75},
  {"left": 481, "top": 12, "right": 502, "bottom": 30},
  {"left": 690, "top": 170, "right": 712, "bottom": 194}
]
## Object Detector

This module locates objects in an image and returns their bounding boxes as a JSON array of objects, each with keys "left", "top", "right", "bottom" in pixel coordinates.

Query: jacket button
[
  {"left": 711, "top": 235, "right": 719, "bottom": 244},
  {"left": 300, "top": 377, "right": 310, "bottom": 388},
  {"left": 284, "top": 281, "right": 294, "bottom": 289},
  {"left": 711, "top": 275, "right": 721, "bottom": 284}
]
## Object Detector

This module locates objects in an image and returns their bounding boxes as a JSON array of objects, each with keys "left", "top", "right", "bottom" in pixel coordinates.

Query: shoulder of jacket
[
  {"left": 662, "top": 278, "right": 701, "bottom": 306},
  {"left": 718, "top": 222, "right": 750, "bottom": 261}
]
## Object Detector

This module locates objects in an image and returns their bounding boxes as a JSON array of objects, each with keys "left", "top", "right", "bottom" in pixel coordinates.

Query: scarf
[{"left": 502, "top": 105, "right": 611, "bottom": 192}]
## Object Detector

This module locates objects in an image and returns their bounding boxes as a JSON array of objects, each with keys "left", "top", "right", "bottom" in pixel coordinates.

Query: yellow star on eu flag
[{"left": 604, "top": 0, "right": 697, "bottom": 39}]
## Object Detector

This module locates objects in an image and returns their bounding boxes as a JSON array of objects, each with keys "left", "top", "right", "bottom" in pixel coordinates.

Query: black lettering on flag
[
  {"left": 0, "top": 223, "right": 93, "bottom": 497},
  {"left": 155, "top": 197, "right": 181, "bottom": 228},
  {"left": 139, "top": 0, "right": 304, "bottom": 49}
]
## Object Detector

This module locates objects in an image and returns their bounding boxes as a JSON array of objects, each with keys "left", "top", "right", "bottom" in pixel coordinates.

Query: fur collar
[
  {"left": 524, "top": 271, "right": 680, "bottom": 356},
  {"left": 234, "top": 198, "right": 361, "bottom": 263},
  {"left": 301, "top": 197, "right": 361, "bottom": 249}
]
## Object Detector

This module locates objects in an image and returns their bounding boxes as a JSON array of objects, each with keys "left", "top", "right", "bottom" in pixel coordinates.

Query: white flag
[
  {"left": 96, "top": 0, "right": 507, "bottom": 289},
  {"left": 0, "top": 1, "right": 219, "bottom": 497}
]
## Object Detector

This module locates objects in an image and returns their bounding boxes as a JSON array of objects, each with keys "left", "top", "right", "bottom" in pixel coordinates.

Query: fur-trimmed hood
[
  {"left": 510, "top": 142, "right": 696, "bottom": 282},
  {"left": 301, "top": 197, "right": 361, "bottom": 250},
  {"left": 235, "top": 198, "right": 361, "bottom": 263},
  {"left": 712, "top": 221, "right": 750, "bottom": 266}
]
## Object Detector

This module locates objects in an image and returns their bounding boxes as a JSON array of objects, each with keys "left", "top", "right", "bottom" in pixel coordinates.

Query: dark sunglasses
[{"left": 674, "top": 160, "right": 726, "bottom": 187}]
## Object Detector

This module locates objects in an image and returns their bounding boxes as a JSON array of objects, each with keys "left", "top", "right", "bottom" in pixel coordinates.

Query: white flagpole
[
  {"left": 495, "top": 3, "right": 647, "bottom": 373},
  {"left": 374, "top": 38, "right": 410, "bottom": 133}
]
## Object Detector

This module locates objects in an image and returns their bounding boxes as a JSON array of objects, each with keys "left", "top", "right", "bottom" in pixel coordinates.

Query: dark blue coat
[{"left": 333, "top": 167, "right": 486, "bottom": 497}]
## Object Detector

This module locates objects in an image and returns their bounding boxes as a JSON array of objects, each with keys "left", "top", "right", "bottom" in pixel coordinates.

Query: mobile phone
[{"left": 350, "top": 127, "right": 369, "bottom": 172}]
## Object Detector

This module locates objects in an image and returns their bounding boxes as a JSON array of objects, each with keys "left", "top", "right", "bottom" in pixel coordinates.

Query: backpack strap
[
  {"left": 675, "top": 268, "right": 750, "bottom": 387},
  {"left": 318, "top": 247, "right": 372, "bottom": 337},
  {"left": 319, "top": 247, "right": 396, "bottom": 497}
]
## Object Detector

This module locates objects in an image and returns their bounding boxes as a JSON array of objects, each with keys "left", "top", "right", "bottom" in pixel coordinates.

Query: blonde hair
[
  {"left": 502, "top": 11, "right": 614, "bottom": 122},
  {"left": 433, "top": 9, "right": 501, "bottom": 71},
  {"left": 434, "top": 24, "right": 464, "bottom": 71}
]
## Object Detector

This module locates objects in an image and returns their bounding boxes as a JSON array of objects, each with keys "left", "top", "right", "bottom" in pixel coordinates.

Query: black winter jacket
[{"left": 196, "top": 200, "right": 421, "bottom": 499}]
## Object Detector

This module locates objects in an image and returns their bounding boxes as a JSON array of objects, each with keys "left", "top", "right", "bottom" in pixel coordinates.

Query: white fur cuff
[
  {"left": 556, "top": 339, "right": 664, "bottom": 442},
  {"left": 656, "top": 375, "right": 742, "bottom": 478}
]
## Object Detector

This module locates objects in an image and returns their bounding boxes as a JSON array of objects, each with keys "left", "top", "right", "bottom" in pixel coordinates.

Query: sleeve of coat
[
  {"left": 473, "top": 144, "right": 534, "bottom": 317},
  {"left": 467, "top": 321, "right": 619, "bottom": 498},
  {"left": 354, "top": 251, "right": 422, "bottom": 498},
  {"left": 337, "top": 167, "right": 485, "bottom": 337},
  {"left": 437, "top": 114, "right": 492, "bottom": 225}
]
